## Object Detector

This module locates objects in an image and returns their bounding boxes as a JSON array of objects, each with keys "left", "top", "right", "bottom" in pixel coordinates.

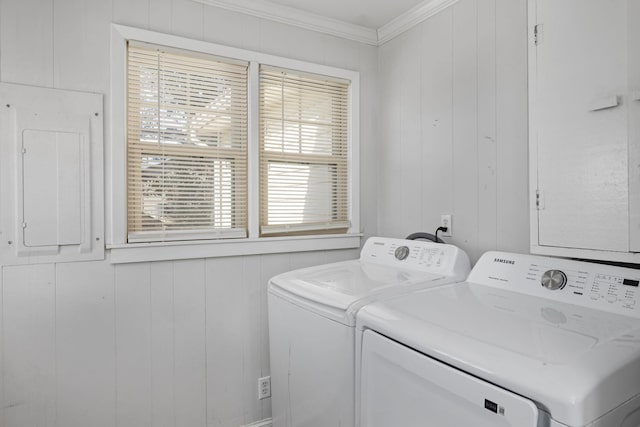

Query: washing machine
[
  {"left": 357, "top": 251, "right": 640, "bottom": 427},
  {"left": 267, "top": 236, "right": 470, "bottom": 427}
]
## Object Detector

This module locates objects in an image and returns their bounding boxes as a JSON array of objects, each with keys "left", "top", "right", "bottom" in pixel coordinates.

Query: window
[
  {"left": 111, "top": 25, "right": 360, "bottom": 259},
  {"left": 126, "top": 42, "right": 248, "bottom": 243},
  {"left": 259, "top": 66, "right": 350, "bottom": 236}
]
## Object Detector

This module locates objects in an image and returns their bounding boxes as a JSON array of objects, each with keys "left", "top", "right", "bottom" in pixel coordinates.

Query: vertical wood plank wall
[
  {"left": 377, "top": 0, "right": 529, "bottom": 262},
  {"left": 2, "top": 250, "right": 362, "bottom": 427},
  {"left": 0, "top": 0, "right": 533, "bottom": 425},
  {"left": 0, "top": 0, "right": 374, "bottom": 426}
]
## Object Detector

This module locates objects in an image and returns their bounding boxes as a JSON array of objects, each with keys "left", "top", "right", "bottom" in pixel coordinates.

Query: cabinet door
[
  {"left": 630, "top": 0, "right": 640, "bottom": 252},
  {"left": 532, "top": 0, "right": 629, "bottom": 252}
]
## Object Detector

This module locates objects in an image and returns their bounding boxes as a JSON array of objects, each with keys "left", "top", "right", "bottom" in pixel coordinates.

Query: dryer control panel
[
  {"left": 469, "top": 251, "right": 640, "bottom": 317},
  {"left": 360, "top": 237, "right": 470, "bottom": 278},
  {"left": 588, "top": 274, "right": 637, "bottom": 309}
]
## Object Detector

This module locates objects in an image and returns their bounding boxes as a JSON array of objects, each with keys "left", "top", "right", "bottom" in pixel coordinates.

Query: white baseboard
[{"left": 241, "top": 418, "right": 272, "bottom": 427}]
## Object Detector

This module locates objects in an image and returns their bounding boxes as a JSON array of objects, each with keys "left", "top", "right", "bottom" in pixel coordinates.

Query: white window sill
[{"left": 107, "top": 233, "right": 363, "bottom": 264}]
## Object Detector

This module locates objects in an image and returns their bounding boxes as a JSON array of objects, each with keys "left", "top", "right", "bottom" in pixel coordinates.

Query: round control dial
[
  {"left": 541, "top": 270, "right": 568, "bottom": 290},
  {"left": 394, "top": 246, "right": 410, "bottom": 261}
]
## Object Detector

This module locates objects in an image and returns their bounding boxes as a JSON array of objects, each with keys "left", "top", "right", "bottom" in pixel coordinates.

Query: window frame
[{"left": 109, "top": 24, "right": 360, "bottom": 263}]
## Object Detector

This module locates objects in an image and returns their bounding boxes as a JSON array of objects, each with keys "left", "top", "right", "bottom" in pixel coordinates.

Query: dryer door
[{"left": 360, "top": 330, "right": 540, "bottom": 427}]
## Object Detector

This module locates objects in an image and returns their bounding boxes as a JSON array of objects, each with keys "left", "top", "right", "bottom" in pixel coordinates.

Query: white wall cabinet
[
  {"left": 629, "top": 0, "right": 640, "bottom": 252},
  {"left": 529, "top": 0, "right": 640, "bottom": 263}
]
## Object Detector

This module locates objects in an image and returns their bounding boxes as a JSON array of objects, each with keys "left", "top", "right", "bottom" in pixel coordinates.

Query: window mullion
[{"left": 248, "top": 61, "right": 260, "bottom": 239}]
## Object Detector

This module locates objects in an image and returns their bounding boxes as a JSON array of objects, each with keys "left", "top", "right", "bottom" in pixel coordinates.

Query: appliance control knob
[
  {"left": 395, "top": 246, "right": 410, "bottom": 261},
  {"left": 541, "top": 270, "right": 568, "bottom": 290}
]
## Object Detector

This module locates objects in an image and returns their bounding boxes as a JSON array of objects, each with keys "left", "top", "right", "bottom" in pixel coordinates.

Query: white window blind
[
  {"left": 126, "top": 41, "right": 248, "bottom": 242},
  {"left": 259, "top": 66, "right": 350, "bottom": 236}
]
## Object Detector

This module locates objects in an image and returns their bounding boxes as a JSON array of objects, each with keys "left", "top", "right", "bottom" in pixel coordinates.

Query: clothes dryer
[
  {"left": 357, "top": 251, "right": 640, "bottom": 427},
  {"left": 268, "top": 236, "right": 470, "bottom": 427}
]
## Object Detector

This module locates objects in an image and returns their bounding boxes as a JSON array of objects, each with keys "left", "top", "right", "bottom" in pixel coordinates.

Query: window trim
[{"left": 109, "top": 24, "right": 360, "bottom": 262}]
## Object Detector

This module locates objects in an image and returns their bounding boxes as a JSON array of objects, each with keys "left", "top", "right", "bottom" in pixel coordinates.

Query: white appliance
[
  {"left": 357, "top": 251, "right": 640, "bottom": 427},
  {"left": 268, "top": 236, "right": 470, "bottom": 427}
]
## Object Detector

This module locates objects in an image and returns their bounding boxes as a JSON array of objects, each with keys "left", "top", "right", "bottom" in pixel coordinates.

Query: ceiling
[
  {"left": 257, "top": 0, "right": 428, "bottom": 29},
  {"left": 194, "top": 0, "right": 457, "bottom": 45}
]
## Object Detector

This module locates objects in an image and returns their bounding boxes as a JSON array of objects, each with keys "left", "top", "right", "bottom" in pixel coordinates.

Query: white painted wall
[
  {"left": 0, "top": 1, "right": 376, "bottom": 426},
  {"left": 0, "top": 0, "right": 532, "bottom": 425},
  {"left": 376, "top": 0, "right": 530, "bottom": 263}
]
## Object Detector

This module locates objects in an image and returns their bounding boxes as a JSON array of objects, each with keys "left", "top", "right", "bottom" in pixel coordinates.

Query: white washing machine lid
[
  {"left": 269, "top": 259, "right": 447, "bottom": 326},
  {"left": 357, "top": 251, "right": 640, "bottom": 426},
  {"left": 268, "top": 237, "right": 470, "bottom": 326}
]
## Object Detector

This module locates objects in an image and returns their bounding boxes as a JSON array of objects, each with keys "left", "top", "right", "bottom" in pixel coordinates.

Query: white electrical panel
[{"left": 0, "top": 82, "right": 104, "bottom": 264}]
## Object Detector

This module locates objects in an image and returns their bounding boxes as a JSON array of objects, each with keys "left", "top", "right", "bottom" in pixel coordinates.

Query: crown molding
[
  {"left": 377, "top": 0, "right": 460, "bottom": 44},
  {"left": 192, "top": 0, "right": 459, "bottom": 46},
  {"left": 192, "top": 0, "right": 379, "bottom": 45}
]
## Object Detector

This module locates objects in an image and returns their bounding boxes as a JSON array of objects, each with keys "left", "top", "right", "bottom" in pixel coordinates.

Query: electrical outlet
[
  {"left": 258, "top": 376, "right": 271, "bottom": 400},
  {"left": 440, "top": 214, "right": 452, "bottom": 237}
]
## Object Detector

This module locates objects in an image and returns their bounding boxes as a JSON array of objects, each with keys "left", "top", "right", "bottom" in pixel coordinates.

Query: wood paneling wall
[
  {"left": 0, "top": 0, "right": 374, "bottom": 426},
  {"left": 376, "top": 0, "right": 530, "bottom": 262},
  {"left": 1, "top": 251, "right": 360, "bottom": 427},
  {"left": 0, "top": 0, "right": 532, "bottom": 425}
]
